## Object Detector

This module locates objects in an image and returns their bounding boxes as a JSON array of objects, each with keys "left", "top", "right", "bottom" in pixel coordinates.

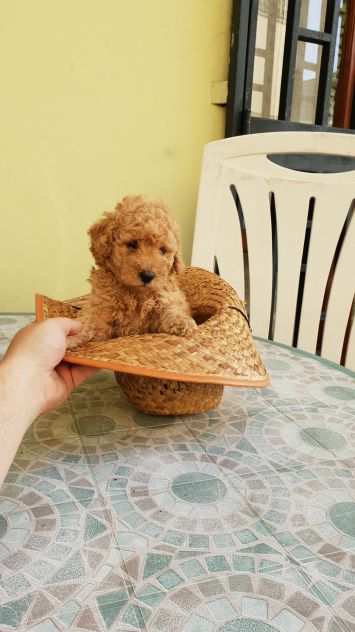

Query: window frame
[{"left": 226, "top": 0, "right": 355, "bottom": 136}]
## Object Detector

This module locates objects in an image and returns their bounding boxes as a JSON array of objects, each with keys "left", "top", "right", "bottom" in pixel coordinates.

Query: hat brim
[{"left": 35, "top": 267, "right": 270, "bottom": 388}]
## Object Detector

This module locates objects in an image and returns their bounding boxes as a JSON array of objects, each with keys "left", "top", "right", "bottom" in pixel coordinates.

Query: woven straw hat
[{"left": 36, "top": 267, "right": 269, "bottom": 415}]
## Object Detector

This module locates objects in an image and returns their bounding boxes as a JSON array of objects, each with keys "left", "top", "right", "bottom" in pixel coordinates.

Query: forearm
[{"left": 0, "top": 360, "right": 38, "bottom": 486}]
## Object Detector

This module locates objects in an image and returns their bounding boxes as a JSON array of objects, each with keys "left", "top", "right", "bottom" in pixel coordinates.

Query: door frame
[{"left": 334, "top": 0, "right": 355, "bottom": 127}]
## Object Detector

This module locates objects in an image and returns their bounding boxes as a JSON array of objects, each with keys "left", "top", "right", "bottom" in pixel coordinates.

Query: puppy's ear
[
  {"left": 169, "top": 215, "right": 185, "bottom": 274},
  {"left": 88, "top": 211, "right": 117, "bottom": 268},
  {"left": 172, "top": 250, "right": 185, "bottom": 274}
]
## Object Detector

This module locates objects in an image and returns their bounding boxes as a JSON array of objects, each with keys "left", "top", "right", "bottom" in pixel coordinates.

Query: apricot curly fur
[{"left": 67, "top": 196, "right": 197, "bottom": 349}]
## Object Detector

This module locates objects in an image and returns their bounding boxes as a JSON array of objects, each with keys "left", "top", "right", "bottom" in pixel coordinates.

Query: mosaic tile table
[{"left": 1, "top": 315, "right": 355, "bottom": 632}]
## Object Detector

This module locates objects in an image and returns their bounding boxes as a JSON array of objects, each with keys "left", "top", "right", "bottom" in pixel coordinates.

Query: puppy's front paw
[
  {"left": 166, "top": 316, "right": 197, "bottom": 337},
  {"left": 66, "top": 331, "right": 92, "bottom": 350}
]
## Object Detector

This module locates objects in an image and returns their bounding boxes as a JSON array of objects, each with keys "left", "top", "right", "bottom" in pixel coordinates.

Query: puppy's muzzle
[{"left": 139, "top": 270, "right": 155, "bottom": 285}]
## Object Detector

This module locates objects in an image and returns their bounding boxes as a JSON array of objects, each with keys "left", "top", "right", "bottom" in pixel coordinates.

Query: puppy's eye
[
  {"left": 127, "top": 240, "right": 138, "bottom": 251},
  {"left": 160, "top": 246, "right": 167, "bottom": 255}
]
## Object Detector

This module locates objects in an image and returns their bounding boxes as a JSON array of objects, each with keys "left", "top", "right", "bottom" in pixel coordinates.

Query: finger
[
  {"left": 47, "top": 318, "right": 82, "bottom": 336},
  {"left": 55, "top": 362, "right": 75, "bottom": 394},
  {"left": 71, "top": 365, "right": 99, "bottom": 387},
  {"left": 56, "top": 362, "right": 98, "bottom": 393}
]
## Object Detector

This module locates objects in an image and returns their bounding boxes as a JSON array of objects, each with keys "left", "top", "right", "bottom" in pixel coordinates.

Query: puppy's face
[
  {"left": 89, "top": 196, "right": 184, "bottom": 290},
  {"left": 112, "top": 222, "right": 179, "bottom": 289}
]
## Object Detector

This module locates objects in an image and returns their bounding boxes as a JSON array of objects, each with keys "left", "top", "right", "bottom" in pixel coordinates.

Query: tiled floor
[{"left": 1, "top": 315, "right": 355, "bottom": 631}]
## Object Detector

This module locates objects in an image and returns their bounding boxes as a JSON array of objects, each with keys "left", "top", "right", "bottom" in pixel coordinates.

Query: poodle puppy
[{"left": 67, "top": 195, "right": 197, "bottom": 349}]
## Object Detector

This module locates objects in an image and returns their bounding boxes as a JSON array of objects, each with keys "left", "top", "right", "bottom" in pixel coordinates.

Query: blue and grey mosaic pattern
[{"left": 0, "top": 314, "right": 355, "bottom": 631}]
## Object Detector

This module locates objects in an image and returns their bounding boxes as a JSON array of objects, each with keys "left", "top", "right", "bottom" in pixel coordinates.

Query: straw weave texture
[{"left": 38, "top": 267, "right": 268, "bottom": 388}]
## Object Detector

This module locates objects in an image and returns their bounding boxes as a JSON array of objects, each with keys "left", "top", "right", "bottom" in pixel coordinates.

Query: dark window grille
[{"left": 226, "top": 0, "right": 354, "bottom": 136}]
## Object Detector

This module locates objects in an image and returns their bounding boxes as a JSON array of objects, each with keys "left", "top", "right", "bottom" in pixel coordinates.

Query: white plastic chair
[{"left": 191, "top": 132, "right": 355, "bottom": 370}]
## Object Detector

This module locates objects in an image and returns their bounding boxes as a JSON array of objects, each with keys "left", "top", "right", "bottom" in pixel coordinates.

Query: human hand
[{"left": 2, "top": 318, "right": 97, "bottom": 417}]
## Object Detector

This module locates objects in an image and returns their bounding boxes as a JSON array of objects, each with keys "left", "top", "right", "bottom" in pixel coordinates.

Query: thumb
[{"left": 48, "top": 317, "right": 82, "bottom": 337}]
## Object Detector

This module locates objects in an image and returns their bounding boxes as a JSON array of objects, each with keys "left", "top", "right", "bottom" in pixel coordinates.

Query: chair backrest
[{"left": 191, "top": 132, "right": 355, "bottom": 370}]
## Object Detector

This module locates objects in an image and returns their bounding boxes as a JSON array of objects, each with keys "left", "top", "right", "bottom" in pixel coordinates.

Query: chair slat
[{"left": 192, "top": 133, "right": 355, "bottom": 368}]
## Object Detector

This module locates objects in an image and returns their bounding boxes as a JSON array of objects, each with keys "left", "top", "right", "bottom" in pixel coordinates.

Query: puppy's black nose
[{"left": 139, "top": 270, "right": 155, "bottom": 285}]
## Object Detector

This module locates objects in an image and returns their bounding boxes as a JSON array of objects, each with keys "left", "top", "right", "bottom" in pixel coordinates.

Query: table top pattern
[{"left": 0, "top": 314, "right": 355, "bottom": 632}]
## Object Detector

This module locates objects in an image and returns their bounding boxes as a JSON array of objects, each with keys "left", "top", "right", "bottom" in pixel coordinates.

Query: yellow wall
[{"left": 0, "top": 0, "right": 231, "bottom": 311}]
